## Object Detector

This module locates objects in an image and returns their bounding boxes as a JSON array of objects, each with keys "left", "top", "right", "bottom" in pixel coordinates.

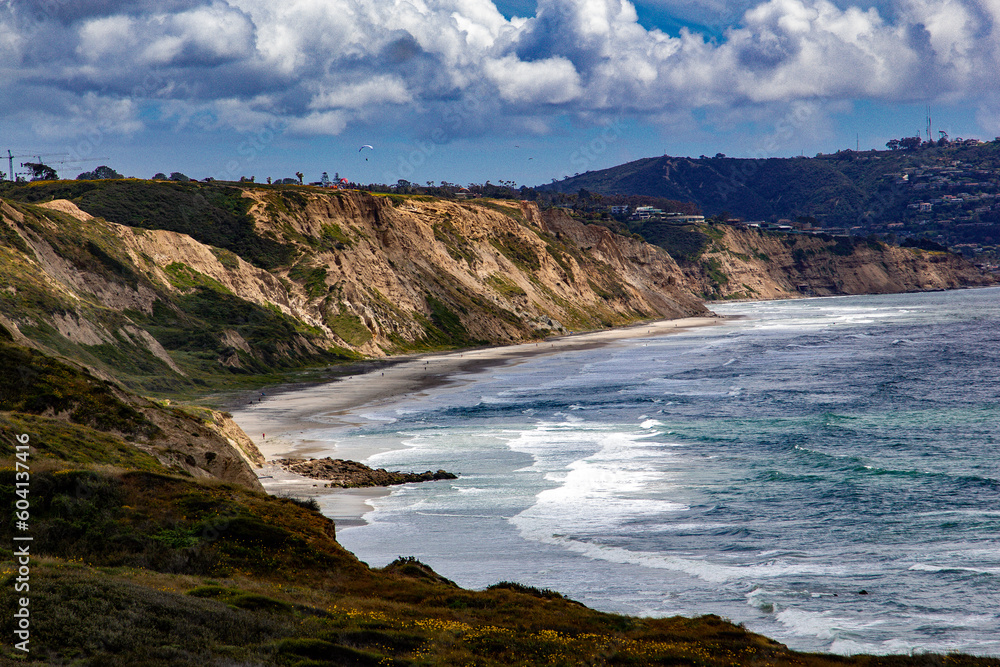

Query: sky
[{"left": 1, "top": 0, "right": 998, "bottom": 187}]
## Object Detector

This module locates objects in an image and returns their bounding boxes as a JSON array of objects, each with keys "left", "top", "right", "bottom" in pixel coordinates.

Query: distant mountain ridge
[
  {"left": 542, "top": 155, "right": 865, "bottom": 222},
  {"left": 539, "top": 142, "right": 1000, "bottom": 240}
]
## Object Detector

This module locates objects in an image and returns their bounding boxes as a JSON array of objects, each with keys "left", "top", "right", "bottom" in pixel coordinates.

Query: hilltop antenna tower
[{"left": 926, "top": 106, "right": 932, "bottom": 144}]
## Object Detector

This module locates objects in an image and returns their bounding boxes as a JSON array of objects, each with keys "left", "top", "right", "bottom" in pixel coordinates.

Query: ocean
[{"left": 327, "top": 288, "right": 1000, "bottom": 656}]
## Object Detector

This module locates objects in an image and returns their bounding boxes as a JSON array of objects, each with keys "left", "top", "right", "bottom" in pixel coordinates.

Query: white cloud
[
  {"left": 4, "top": 0, "right": 1000, "bottom": 143},
  {"left": 309, "top": 77, "right": 412, "bottom": 109},
  {"left": 286, "top": 110, "right": 349, "bottom": 135},
  {"left": 0, "top": 18, "right": 24, "bottom": 72},
  {"left": 77, "top": 16, "right": 136, "bottom": 62},
  {"left": 76, "top": 3, "right": 254, "bottom": 67},
  {"left": 485, "top": 55, "right": 583, "bottom": 104},
  {"left": 720, "top": 0, "right": 923, "bottom": 101},
  {"left": 28, "top": 92, "right": 143, "bottom": 139}
]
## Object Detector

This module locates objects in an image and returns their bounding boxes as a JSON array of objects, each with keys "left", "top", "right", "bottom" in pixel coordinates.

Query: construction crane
[
  {"left": 45, "top": 156, "right": 110, "bottom": 165},
  {"left": 41, "top": 156, "right": 112, "bottom": 179},
  {"left": 4, "top": 150, "right": 110, "bottom": 181},
  {"left": 5, "top": 150, "right": 68, "bottom": 181}
]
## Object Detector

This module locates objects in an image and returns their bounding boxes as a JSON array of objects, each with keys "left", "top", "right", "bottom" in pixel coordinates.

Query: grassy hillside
[
  {"left": 0, "top": 195, "right": 346, "bottom": 398},
  {"left": 0, "top": 331, "right": 261, "bottom": 485},
  {"left": 0, "top": 179, "right": 297, "bottom": 269},
  {"left": 547, "top": 155, "right": 865, "bottom": 222}
]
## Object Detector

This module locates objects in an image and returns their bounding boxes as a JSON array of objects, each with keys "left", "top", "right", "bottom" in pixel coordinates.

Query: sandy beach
[{"left": 231, "top": 316, "right": 719, "bottom": 526}]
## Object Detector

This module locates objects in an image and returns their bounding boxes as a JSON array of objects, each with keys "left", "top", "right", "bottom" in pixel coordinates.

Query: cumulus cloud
[
  {"left": 722, "top": 0, "right": 924, "bottom": 100},
  {"left": 76, "top": 4, "right": 255, "bottom": 67},
  {"left": 309, "top": 76, "right": 413, "bottom": 110},
  {"left": 2, "top": 0, "right": 999, "bottom": 144},
  {"left": 286, "top": 110, "right": 349, "bottom": 136},
  {"left": 27, "top": 92, "right": 143, "bottom": 139},
  {"left": 485, "top": 55, "right": 583, "bottom": 104}
]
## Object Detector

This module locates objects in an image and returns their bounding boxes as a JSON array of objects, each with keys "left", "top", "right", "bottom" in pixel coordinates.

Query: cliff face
[
  {"left": 682, "top": 226, "right": 996, "bottom": 300},
  {"left": 238, "top": 190, "right": 706, "bottom": 354},
  {"left": 3, "top": 186, "right": 990, "bottom": 386},
  {"left": 1, "top": 189, "right": 705, "bottom": 364}
]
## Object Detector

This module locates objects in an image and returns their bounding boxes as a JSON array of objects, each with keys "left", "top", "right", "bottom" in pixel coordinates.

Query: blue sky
[{"left": 1, "top": 0, "right": 998, "bottom": 187}]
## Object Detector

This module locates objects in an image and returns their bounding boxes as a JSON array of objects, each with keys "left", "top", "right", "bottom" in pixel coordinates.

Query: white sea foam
[
  {"left": 828, "top": 639, "right": 916, "bottom": 656},
  {"left": 504, "top": 534, "right": 865, "bottom": 584},
  {"left": 745, "top": 588, "right": 776, "bottom": 612},
  {"left": 908, "top": 563, "right": 1000, "bottom": 575},
  {"left": 776, "top": 608, "right": 887, "bottom": 640},
  {"left": 355, "top": 411, "right": 399, "bottom": 423}
]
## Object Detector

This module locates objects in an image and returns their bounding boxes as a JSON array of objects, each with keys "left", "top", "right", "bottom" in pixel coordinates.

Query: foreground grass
[
  {"left": 2, "top": 460, "right": 1000, "bottom": 666},
  {"left": 0, "top": 562, "right": 767, "bottom": 666}
]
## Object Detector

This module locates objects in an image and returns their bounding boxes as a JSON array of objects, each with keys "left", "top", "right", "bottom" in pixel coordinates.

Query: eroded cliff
[
  {"left": 238, "top": 189, "right": 706, "bottom": 355},
  {"left": 682, "top": 226, "right": 996, "bottom": 300},
  {"left": 0, "top": 185, "right": 706, "bottom": 378}
]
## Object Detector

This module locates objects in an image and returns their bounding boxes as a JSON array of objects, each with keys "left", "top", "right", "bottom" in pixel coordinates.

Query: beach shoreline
[{"left": 230, "top": 315, "right": 721, "bottom": 523}]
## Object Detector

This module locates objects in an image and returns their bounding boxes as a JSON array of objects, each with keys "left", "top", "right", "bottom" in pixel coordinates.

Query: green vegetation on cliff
[
  {"left": 0, "top": 196, "right": 350, "bottom": 396},
  {"left": 0, "top": 335, "right": 158, "bottom": 438},
  {"left": 0, "top": 179, "right": 296, "bottom": 269},
  {"left": 0, "top": 180, "right": 709, "bottom": 397}
]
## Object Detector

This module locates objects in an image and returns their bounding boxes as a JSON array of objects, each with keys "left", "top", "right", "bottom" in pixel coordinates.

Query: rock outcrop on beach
[{"left": 275, "top": 457, "right": 457, "bottom": 488}]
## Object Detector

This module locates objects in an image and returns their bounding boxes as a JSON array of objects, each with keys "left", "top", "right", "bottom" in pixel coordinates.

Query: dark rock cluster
[{"left": 275, "top": 457, "right": 457, "bottom": 488}]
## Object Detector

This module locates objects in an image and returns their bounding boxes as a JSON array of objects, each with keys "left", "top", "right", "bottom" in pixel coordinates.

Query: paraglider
[{"left": 359, "top": 144, "right": 373, "bottom": 161}]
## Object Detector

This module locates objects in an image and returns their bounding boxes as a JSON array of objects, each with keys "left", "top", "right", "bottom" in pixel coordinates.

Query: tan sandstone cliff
[
  {"left": 236, "top": 190, "right": 707, "bottom": 355},
  {"left": 682, "top": 226, "right": 996, "bottom": 300}
]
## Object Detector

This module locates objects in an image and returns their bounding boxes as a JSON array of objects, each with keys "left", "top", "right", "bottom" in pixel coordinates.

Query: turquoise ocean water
[{"left": 329, "top": 288, "right": 1000, "bottom": 655}]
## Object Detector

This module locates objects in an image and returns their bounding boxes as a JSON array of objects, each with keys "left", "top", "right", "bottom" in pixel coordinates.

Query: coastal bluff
[{"left": 678, "top": 224, "right": 996, "bottom": 300}]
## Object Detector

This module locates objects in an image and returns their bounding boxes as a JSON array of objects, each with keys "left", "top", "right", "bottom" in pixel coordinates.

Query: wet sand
[{"left": 231, "top": 316, "right": 720, "bottom": 525}]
